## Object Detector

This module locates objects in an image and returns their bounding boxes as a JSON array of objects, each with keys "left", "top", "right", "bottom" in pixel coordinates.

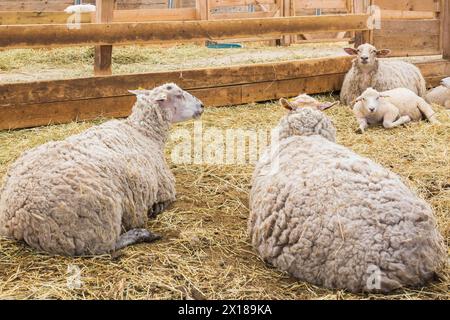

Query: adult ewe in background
[
  {"left": 340, "top": 43, "right": 427, "bottom": 106},
  {"left": 249, "top": 105, "right": 446, "bottom": 293},
  {"left": 0, "top": 83, "right": 204, "bottom": 256}
]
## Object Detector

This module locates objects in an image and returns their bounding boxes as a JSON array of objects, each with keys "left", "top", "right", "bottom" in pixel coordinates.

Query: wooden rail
[
  {"left": 1, "top": 56, "right": 449, "bottom": 130},
  {"left": 0, "top": 14, "right": 370, "bottom": 49}
]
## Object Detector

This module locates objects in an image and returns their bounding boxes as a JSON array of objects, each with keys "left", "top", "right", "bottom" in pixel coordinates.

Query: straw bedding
[{"left": 0, "top": 100, "right": 448, "bottom": 299}]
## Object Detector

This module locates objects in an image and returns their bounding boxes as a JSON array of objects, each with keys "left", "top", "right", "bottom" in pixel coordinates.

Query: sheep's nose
[
  {"left": 369, "top": 107, "right": 375, "bottom": 112},
  {"left": 361, "top": 56, "right": 368, "bottom": 61}
]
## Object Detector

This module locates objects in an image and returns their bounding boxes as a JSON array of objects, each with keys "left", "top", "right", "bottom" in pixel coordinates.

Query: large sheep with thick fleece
[
  {"left": 249, "top": 106, "right": 446, "bottom": 293},
  {"left": 340, "top": 43, "right": 427, "bottom": 106},
  {"left": 0, "top": 83, "right": 204, "bottom": 256},
  {"left": 353, "top": 87, "right": 439, "bottom": 133},
  {"left": 426, "top": 77, "right": 450, "bottom": 109}
]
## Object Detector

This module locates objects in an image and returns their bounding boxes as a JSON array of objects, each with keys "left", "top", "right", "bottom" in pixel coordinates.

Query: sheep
[
  {"left": 353, "top": 87, "right": 440, "bottom": 134},
  {"left": 279, "top": 94, "right": 339, "bottom": 111},
  {"left": 64, "top": 4, "right": 96, "bottom": 13},
  {"left": 340, "top": 43, "right": 427, "bottom": 106},
  {"left": 425, "top": 77, "right": 450, "bottom": 110},
  {"left": 0, "top": 83, "right": 204, "bottom": 256},
  {"left": 248, "top": 106, "right": 446, "bottom": 293}
]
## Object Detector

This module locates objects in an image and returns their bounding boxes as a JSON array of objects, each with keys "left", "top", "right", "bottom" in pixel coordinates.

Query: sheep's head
[
  {"left": 344, "top": 43, "right": 391, "bottom": 68},
  {"left": 280, "top": 94, "right": 339, "bottom": 111},
  {"left": 441, "top": 77, "right": 450, "bottom": 89},
  {"left": 354, "top": 87, "right": 388, "bottom": 113},
  {"left": 278, "top": 106, "right": 336, "bottom": 142},
  {"left": 129, "top": 83, "right": 204, "bottom": 123}
]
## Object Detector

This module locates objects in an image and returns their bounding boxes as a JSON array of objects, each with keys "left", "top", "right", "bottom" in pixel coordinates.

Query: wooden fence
[{"left": 0, "top": 0, "right": 449, "bottom": 130}]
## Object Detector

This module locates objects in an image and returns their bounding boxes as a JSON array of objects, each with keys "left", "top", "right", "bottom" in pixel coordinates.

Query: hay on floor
[{"left": 0, "top": 99, "right": 448, "bottom": 299}]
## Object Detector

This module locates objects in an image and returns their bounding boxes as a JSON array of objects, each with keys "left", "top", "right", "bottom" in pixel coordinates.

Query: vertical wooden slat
[
  {"left": 281, "top": 0, "right": 295, "bottom": 45},
  {"left": 196, "top": 0, "right": 209, "bottom": 20},
  {"left": 94, "top": 0, "right": 114, "bottom": 76},
  {"left": 443, "top": 0, "right": 450, "bottom": 59},
  {"left": 353, "top": 0, "right": 371, "bottom": 46}
]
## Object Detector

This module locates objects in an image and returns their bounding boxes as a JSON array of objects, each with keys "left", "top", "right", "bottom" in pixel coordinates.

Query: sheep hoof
[
  {"left": 149, "top": 201, "right": 171, "bottom": 218},
  {"left": 114, "top": 228, "right": 162, "bottom": 251}
]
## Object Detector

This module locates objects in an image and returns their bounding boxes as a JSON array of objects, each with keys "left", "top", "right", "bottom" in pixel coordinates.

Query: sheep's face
[
  {"left": 441, "top": 77, "right": 450, "bottom": 89},
  {"left": 344, "top": 44, "right": 391, "bottom": 67},
  {"left": 130, "top": 83, "right": 204, "bottom": 123},
  {"left": 355, "top": 88, "right": 387, "bottom": 113},
  {"left": 280, "top": 94, "right": 339, "bottom": 111}
]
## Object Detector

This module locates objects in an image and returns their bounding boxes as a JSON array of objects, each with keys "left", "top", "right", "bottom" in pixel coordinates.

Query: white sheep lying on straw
[
  {"left": 279, "top": 94, "right": 339, "bottom": 111},
  {"left": 0, "top": 83, "right": 204, "bottom": 256},
  {"left": 353, "top": 87, "right": 440, "bottom": 133},
  {"left": 340, "top": 43, "right": 427, "bottom": 106},
  {"left": 249, "top": 105, "right": 446, "bottom": 293},
  {"left": 426, "top": 77, "right": 450, "bottom": 110}
]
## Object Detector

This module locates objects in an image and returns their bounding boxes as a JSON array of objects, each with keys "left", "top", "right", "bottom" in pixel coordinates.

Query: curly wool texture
[
  {"left": 249, "top": 108, "right": 446, "bottom": 293},
  {"left": 0, "top": 90, "right": 176, "bottom": 256},
  {"left": 340, "top": 58, "right": 427, "bottom": 106}
]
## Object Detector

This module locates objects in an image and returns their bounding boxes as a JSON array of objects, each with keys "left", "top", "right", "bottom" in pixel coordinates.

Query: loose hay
[{"left": 0, "top": 100, "right": 448, "bottom": 300}]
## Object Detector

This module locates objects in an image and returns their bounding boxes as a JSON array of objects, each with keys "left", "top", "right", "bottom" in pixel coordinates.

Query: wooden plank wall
[
  {"left": 1, "top": 56, "right": 448, "bottom": 130},
  {"left": 373, "top": 0, "right": 442, "bottom": 56}
]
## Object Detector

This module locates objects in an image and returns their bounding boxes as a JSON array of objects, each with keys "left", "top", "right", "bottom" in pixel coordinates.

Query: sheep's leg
[
  {"left": 355, "top": 118, "right": 368, "bottom": 134},
  {"left": 115, "top": 229, "right": 162, "bottom": 251},
  {"left": 148, "top": 200, "right": 172, "bottom": 218},
  {"left": 417, "top": 99, "right": 440, "bottom": 124},
  {"left": 383, "top": 115, "right": 411, "bottom": 129}
]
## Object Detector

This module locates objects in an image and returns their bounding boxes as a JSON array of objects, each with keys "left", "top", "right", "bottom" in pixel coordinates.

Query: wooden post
[
  {"left": 443, "top": 0, "right": 450, "bottom": 60},
  {"left": 196, "top": 0, "right": 209, "bottom": 20},
  {"left": 94, "top": 0, "right": 114, "bottom": 76},
  {"left": 281, "top": 0, "right": 295, "bottom": 46},
  {"left": 353, "top": 0, "right": 371, "bottom": 46}
]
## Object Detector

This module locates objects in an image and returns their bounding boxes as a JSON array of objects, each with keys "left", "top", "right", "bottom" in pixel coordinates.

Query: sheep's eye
[{"left": 166, "top": 85, "right": 173, "bottom": 90}]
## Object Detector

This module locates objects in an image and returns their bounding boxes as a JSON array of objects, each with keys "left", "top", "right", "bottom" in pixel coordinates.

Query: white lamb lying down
[
  {"left": 426, "top": 77, "right": 450, "bottom": 110},
  {"left": 249, "top": 106, "right": 446, "bottom": 293},
  {"left": 353, "top": 87, "right": 440, "bottom": 133},
  {"left": 0, "top": 83, "right": 204, "bottom": 256},
  {"left": 64, "top": 4, "right": 96, "bottom": 13}
]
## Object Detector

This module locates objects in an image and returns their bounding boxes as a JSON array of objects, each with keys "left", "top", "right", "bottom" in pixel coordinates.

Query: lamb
[
  {"left": 0, "top": 83, "right": 204, "bottom": 256},
  {"left": 248, "top": 106, "right": 446, "bottom": 293},
  {"left": 340, "top": 43, "right": 427, "bottom": 106},
  {"left": 64, "top": 4, "right": 96, "bottom": 13},
  {"left": 279, "top": 94, "right": 339, "bottom": 111},
  {"left": 425, "top": 77, "right": 450, "bottom": 109},
  {"left": 353, "top": 87, "right": 440, "bottom": 134}
]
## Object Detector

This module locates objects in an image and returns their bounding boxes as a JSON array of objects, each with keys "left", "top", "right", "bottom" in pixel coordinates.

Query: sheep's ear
[
  {"left": 128, "top": 89, "right": 150, "bottom": 96},
  {"left": 344, "top": 48, "right": 358, "bottom": 55},
  {"left": 317, "top": 101, "right": 339, "bottom": 111},
  {"left": 280, "top": 98, "right": 295, "bottom": 111},
  {"left": 154, "top": 92, "right": 168, "bottom": 102},
  {"left": 376, "top": 49, "right": 391, "bottom": 57}
]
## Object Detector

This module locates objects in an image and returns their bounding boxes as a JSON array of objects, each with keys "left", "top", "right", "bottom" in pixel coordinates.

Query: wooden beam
[
  {"left": 0, "top": 11, "right": 93, "bottom": 25},
  {"left": 0, "top": 57, "right": 354, "bottom": 107},
  {"left": 1, "top": 57, "right": 449, "bottom": 131},
  {"left": 443, "top": 0, "right": 450, "bottom": 59},
  {"left": 0, "top": 14, "right": 371, "bottom": 49},
  {"left": 94, "top": 0, "right": 114, "bottom": 76}
]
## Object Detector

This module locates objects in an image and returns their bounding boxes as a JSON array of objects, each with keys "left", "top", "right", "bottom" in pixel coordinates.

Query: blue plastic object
[{"left": 206, "top": 43, "right": 243, "bottom": 49}]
